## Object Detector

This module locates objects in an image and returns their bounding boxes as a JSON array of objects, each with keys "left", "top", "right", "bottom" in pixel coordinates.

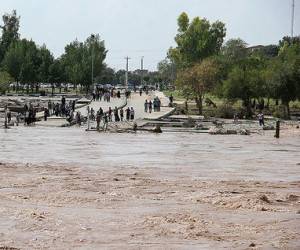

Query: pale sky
[{"left": 0, "top": 0, "right": 299, "bottom": 71}]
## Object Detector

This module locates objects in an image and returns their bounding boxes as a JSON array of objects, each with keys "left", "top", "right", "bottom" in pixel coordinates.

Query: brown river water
[{"left": 0, "top": 126, "right": 299, "bottom": 182}]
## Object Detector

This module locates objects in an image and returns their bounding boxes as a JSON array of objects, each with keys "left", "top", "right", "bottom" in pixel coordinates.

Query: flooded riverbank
[
  {"left": 0, "top": 125, "right": 299, "bottom": 182},
  {"left": 0, "top": 126, "right": 299, "bottom": 249}
]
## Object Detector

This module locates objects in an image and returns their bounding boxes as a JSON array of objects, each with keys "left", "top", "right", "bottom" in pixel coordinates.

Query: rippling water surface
[{"left": 0, "top": 126, "right": 299, "bottom": 181}]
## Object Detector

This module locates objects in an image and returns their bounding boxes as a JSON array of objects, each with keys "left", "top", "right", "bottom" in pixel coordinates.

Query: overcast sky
[{"left": 0, "top": 0, "right": 299, "bottom": 71}]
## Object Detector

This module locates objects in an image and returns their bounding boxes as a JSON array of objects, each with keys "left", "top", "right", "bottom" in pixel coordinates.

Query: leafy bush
[
  {"left": 271, "top": 105, "right": 287, "bottom": 119},
  {"left": 215, "top": 103, "right": 236, "bottom": 119},
  {"left": 0, "top": 71, "right": 13, "bottom": 94}
]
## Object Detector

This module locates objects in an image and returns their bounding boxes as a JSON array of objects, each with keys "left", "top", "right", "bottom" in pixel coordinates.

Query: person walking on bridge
[
  {"left": 120, "top": 108, "right": 124, "bottom": 121},
  {"left": 148, "top": 100, "right": 153, "bottom": 113},
  {"left": 144, "top": 100, "right": 148, "bottom": 112},
  {"left": 96, "top": 110, "right": 101, "bottom": 131},
  {"left": 108, "top": 107, "right": 112, "bottom": 122},
  {"left": 130, "top": 107, "right": 135, "bottom": 120},
  {"left": 126, "top": 107, "right": 130, "bottom": 121},
  {"left": 114, "top": 107, "right": 120, "bottom": 122}
]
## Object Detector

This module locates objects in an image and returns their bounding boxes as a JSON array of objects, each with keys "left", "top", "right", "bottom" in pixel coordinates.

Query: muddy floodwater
[
  {"left": 0, "top": 126, "right": 299, "bottom": 181},
  {"left": 0, "top": 126, "right": 300, "bottom": 249}
]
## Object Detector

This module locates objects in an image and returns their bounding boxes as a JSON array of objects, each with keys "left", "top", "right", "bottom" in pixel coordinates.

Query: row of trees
[
  {"left": 163, "top": 12, "right": 300, "bottom": 118},
  {"left": 0, "top": 10, "right": 171, "bottom": 95},
  {"left": 0, "top": 10, "right": 108, "bottom": 94}
]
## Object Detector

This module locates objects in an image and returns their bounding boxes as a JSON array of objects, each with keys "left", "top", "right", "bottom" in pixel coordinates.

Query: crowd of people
[
  {"left": 46, "top": 97, "right": 76, "bottom": 119},
  {"left": 144, "top": 97, "right": 161, "bottom": 113},
  {"left": 92, "top": 87, "right": 125, "bottom": 102},
  {"left": 87, "top": 106, "right": 135, "bottom": 131},
  {"left": 4, "top": 87, "right": 160, "bottom": 128}
]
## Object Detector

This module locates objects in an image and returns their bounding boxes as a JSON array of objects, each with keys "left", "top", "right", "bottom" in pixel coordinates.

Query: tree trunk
[
  {"left": 284, "top": 101, "right": 290, "bottom": 119},
  {"left": 195, "top": 96, "right": 203, "bottom": 115},
  {"left": 244, "top": 99, "right": 252, "bottom": 119},
  {"left": 185, "top": 100, "right": 188, "bottom": 115},
  {"left": 266, "top": 98, "right": 270, "bottom": 109}
]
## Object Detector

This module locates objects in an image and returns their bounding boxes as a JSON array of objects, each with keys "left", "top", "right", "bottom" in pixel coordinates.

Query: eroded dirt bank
[{"left": 0, "top": 163, "right": 299, "bottom": 249}]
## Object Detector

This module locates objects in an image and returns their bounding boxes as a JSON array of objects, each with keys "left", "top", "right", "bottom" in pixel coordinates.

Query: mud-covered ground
[
  {"left": 0, "top": 124, "right": 299, "bottom": 249},
  {"left": 0, "top": 163, "right": 299, "bottom": 249}
]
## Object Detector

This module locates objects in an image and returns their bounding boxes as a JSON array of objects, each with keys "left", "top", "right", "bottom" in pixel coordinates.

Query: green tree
[
  {"left": 62, "top": 34, "right": 107, "bottom": 93},
  {"left": 49, "top": 58, "right": 66, "bottom": 93},
  {"left": 0, "top": 10, "right": 20, "bottom": 62},
  {"left": 97, "top": 66, "right": 115, "bottom": 84},
  {"left": 221, "top": 39, "right": 248, "bottom": 62},
  {"left": 176, "top": 58, "right": 220, "bottom": 114},
  {"left": 0, "top": 71, "right": 13, "bottom": 94},
  {"left": 37, "top": 45, "right": 54, "bottom": 83},
  {"left": 265, "top": 43, "right": 300, "bottom": 118},
  {"left": 157, "top": 58, "right": 176, "bottom": 87},
  {"left": 169, "top": 13, "right": 226, "bottom": 69},
  {"left": 223, "top": 56, "right": 266, "bottom": 118},
  {"left": 2, "top": 39, "right": 40, "bottom": 92}
]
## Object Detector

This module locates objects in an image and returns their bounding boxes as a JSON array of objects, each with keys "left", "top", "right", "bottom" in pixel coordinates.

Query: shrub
[
  {"left": 271, "top": 105, "right": 287, "bottom": 119},
  {"left": 215, "top": 103, "right": 236, "bottom": 119}
]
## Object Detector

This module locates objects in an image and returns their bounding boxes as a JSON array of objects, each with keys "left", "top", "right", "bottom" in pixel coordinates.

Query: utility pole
[
  {"left": 291, "top": 0, "right": 295, "bottom": 38},
  {"left": 91, "top": 34, "right": 95, "bottom": 92},
  {"left": 125, "top": 57, "right": 130, "bottom": 89},
  {"left": 141, "top": 56, "right": 144, "bottom": 87}
]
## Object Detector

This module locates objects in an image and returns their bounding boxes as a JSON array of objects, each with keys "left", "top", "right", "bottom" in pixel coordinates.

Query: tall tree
[
  {"left": 157, "top": 58, "right": 176, "bottom": 86},
  {"left": 223, "top": 56, "right": 266, "bottom": 118},
  {"left": 37, "top": 45, "right": 54, "bottom": 83},
  {"left": 265, "top": 43, "right": 300, "bottom": 118},
  {"left": 0, "top": 71, "right": 13, "bottom": 94},
  {"left": 221, "top": 39, "right": 248, "bottom": 62},
  {"left": 2, "top": 39, "right": 40, "bottom": 92},
  {"left": 176, "top": 58, "right": 220, "bottom": 114},
  {"left": 49, "top": 59, "right": 65, "bottom": 94},
  {"left": 62, "top": 34, "right": 107, "bottom": 92},
  {"left": 0, "top": 10, "right": 20, "bottom": 62},
  {"left": 169, "top": 12, "right": 226, "bottom": 69}
]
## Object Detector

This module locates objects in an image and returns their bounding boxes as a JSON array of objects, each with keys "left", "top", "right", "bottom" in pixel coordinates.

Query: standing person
[
  {"left": 144, "top": 100, "right": 148, "bottom": 112},
  {"left": 90, "top": 108, "right": 95, "bottom": 121},
  {"left": 25, "top": 110, "right": 29, "bottom": 125},
  {"left": 72, "top": 100, "right": 76, "bottom": 112},
  {"left": 44, "top": 108, "right": 49, "bottom": 121},
  {"left": 148, "top": 100, "right": 153, "bottom": 113},
  {"left": 169, "top": 94, "right": 174, "bottom": 104},
  {"left": 99, "top": 107, "right": 104, "bottom": 118},
  {"left": 153, "top": 98, "right": 157, "bottom": 112},
  {"left": 139, "top": 89, "right": 143, "bottom": 96},
  {"left": 126, "top": 107, "right": 130, "bottom": 121},
  {"left": 55, "top": 103, "right": 59, "bottom": 116},
  {"left": 114, "top": 107, "right": 120, "bottom": 122},
  {"left": 108, "top": 107, "right": 112, "bottom": 122},
  {"left": 120, "top": 108, "right": 124, "bottom": 121},
  {"left": 16, "top": 113, "right": 20, "bottom": 126},
  {"left": 157, "top": 98, "right": 161, "bottom": 112},
  {"left": 103, "top": 113, "right": 108, "bottom": 131},
  {"left": 61, "top": 95, "right": 66, "bottom": 107},
  {"left": 76, "top": 112, "right": 81, "bottom": 125},
  {"left": 7, "top": 109, "right": 11, "bottom": 123},
  {"left": 258, "top": 112, "right": 265, "bottom": 126},
  {"left": 48, "top": 100, "right": 52, "bottom": 115},
  {"left": 130, "top": 107, "right": 135, "bottom": 120},
  {"left": 96, "top": 110, "right": 101, "bottom": 131}
]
